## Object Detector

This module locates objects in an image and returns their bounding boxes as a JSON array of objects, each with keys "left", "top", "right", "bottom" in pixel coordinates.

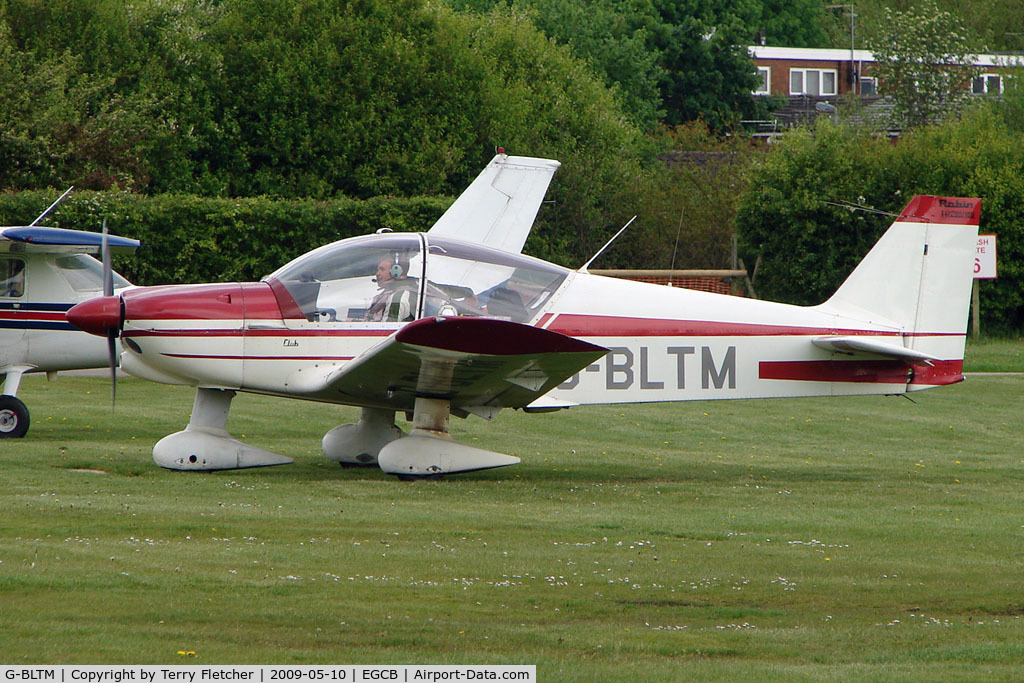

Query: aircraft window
[
  {"left": 423, "top": 237, "right": 568, "bottom": 323},
  {"left": 54, "top": 255, "right": 130, "bottom": 292},
  {"left": 1, "top": 258, "right": 25, "bottom": 298},
  {"left": 266, "top": 233, "right": 569, "bottom": 324},
  {"left": 266, "top": 234, "right": 424, "bottom": 322}
]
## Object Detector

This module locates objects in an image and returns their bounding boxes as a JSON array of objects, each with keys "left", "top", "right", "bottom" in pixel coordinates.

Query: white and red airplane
[
  {"left": 0, "top": 194, "right": 139, "bottom": 437},
  {"left": 66, "top": 155, "right": 980, "bottom": 479}
]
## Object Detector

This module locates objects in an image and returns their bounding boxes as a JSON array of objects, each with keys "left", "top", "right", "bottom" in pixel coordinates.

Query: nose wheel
[{"left": 0, "top": 395, "right": 30, "bottom": 438}]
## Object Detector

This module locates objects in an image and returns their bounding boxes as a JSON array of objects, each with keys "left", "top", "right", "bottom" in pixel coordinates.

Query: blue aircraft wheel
[{"left": 0, "top": 396, "right": 29, "bottom": 438}]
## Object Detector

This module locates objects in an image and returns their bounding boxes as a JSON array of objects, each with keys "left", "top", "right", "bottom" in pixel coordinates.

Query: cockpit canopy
[{"left": 265, "top": 233, "right": 569, "bottom": 324}]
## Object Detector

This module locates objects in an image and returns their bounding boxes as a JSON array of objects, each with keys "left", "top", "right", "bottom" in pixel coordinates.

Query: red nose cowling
[{"left": 67, "top": 296, "right": 122, "bottom": 336}]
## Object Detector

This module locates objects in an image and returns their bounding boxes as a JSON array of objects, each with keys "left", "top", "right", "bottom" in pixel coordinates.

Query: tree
[
  {"left": 753, "top": 0, "right": 830, "bottom": 48},
  {"left": 865, "top": 1, "right": 984, "bottom": 129},
  {"left": 449, "top": 0, "right": 665, "bottom": 129},
  {"left": 615, "top": 122, "right": 757, "bottom": 271},
  {"left": 448, "top": 0, "right": 771, "bottom": 131},
  {"left": 638, "top": 0, "right": 758, "bottom": 129},
  {"left": 0, "top": 14, "right": 163, "bottom": 192},
  {"left": 853, "top": 0, "right": 1024, "bottom": 54},
  {"left": 735, "top": 109, "right": 1024, "bottom": 333},
  {"left": 0, "top": 0, "right": 646, "bottom": 203}
]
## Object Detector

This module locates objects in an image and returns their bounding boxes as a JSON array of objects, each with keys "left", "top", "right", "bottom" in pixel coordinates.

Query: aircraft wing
[
  {"left": 811, "top": 335, "right": 940, "bottom": 365},
  {"left": 290, "top": 317, "right": 607, "bottom": 413},
  {"left": 427, "top": 153, "right": 560, "bottom": 254},
  {"left": 0, "top": 226, "right": 140, "bottom": 254}
]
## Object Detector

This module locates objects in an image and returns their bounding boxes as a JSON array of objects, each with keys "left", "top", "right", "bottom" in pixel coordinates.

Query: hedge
[
  {"left": 0, "top": 190, "right": 452, "bottom": 286},
  {"left": 736, "top": 110, "right": 1024, "bottom": 334}
]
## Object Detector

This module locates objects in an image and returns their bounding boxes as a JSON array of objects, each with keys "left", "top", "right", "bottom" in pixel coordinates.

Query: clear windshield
[
  {"left": 54, "top": 254, "right": 130, "bottom": 292},
  {"left": 267, "top": 233, "right": 422, "bottom": 322},
  {"left": 266, "top": 233, "right": 568, "bottom": 324},
  {"left": 421, "top": 237, "right": 568, "bottom": 322}
]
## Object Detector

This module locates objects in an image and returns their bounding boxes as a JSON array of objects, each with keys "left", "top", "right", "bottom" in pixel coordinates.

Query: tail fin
[
  {"left": 817, "top": 196, "right": 981, "bottom": 378},
  {"left": 427, "top": 153, "right": 560, "bottom": 254}
]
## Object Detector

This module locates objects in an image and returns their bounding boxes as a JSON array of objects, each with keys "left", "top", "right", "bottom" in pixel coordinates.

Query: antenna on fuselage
[
  {"left": 28, "top": 186, "right": 74, "bottom": 227},
  {"left": 822, "top": 199, "right": 898, "bottom": 219},
  {"left": 578, "top": 215, "right": 637, "bottom": 273}
]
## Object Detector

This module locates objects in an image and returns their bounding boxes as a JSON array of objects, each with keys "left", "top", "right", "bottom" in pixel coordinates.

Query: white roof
[{"left": 748, "top": 45, "right": 1024, "bottom": 68}]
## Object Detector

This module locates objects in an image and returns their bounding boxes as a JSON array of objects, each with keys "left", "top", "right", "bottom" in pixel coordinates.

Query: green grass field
[
  {"left": 964, "top": 337, "right": 1024, "bottom": 372},
  {"left": 1, "top": 340, "right": 1022, "bottom": 679}
]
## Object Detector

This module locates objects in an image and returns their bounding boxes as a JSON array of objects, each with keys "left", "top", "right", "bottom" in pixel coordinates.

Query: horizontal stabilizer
[
  {"left": 812, "top": 336, "right": 939, "bottom": 365},
  {"left": 1, "top": 226, "right": 140, "bottom": 254}
]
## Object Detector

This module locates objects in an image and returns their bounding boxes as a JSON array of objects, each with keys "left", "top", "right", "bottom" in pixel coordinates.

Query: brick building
[{"left": 749, "top": 46, "right": 1021, "bottom": 98}]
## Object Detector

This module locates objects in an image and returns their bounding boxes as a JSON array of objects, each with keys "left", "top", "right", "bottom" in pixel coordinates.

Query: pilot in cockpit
[{"left": 365, "top": 254, "right": 416, "bottom": 322}]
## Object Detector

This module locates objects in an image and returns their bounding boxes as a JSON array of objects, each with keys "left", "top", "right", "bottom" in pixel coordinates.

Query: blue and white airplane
[{"left": 0, "top": 198, "right": 138, "bottom": 437}]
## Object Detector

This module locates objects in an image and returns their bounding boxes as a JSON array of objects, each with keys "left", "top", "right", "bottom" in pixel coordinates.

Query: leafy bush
[
  {"left": 0, "top": 190, "right": 450, "bottom": 285},
  {"left": 0, "top": 0, "right": 642, "bottom": 205},
  {"left": 737, "top": 108, "right": 1024, "bottom": 333}
]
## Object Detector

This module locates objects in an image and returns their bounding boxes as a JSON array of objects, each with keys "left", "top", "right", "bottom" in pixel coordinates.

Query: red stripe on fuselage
[
  {"left": 159, "top": 353, "right": 355, "bottom": 361},
  {"left": 545, "top": 314, "right": 898, "bottom": 338},
  {"left": 760, "top": 360, "right": 910, "bottom": 384},
  {"left": 759, "top": 359, "right": 963, "bottom": 385},
  {"left": 0, "top": 311, "right": 67, "bottom": 321},
  {"left": 124, "top": 328, "right": 393, "bottom": 338},
  {"left": 543, "top": 313, "right": 964, "bottom": 340}
]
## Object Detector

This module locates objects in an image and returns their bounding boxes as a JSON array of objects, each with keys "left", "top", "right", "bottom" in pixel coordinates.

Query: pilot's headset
[
  {"left": 390, "top": 251, "right": 412, "bottom": 279},
  {"left": 389, "top": 252, "right": 405, "bottom": 279}
]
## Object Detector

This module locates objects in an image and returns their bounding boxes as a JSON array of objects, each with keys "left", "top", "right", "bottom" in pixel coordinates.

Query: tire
[{"left": 0, "top": 395, "right": 30, "bottom": 438}]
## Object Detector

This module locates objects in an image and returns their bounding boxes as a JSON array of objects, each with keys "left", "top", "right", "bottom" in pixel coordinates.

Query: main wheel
[{"left": 0, "top": 395, "right": 30, "bottom": 438}]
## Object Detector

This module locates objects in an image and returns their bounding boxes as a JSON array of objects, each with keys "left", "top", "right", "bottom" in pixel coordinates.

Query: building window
[
  {"left": 789, "top": 68, "right": 838, "bottom": 96},
  {"left": 972, "top": 74, "right": 1002, "bottom": 94},
  {"left": 860, "top": 77, "right": 877, "bottom": 95},
  {"left": 754, "top": 66, "right": 771, "bottom": 94}
]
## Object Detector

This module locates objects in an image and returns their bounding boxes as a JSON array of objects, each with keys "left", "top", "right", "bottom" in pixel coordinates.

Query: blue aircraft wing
[{"left": 0, "top": 226, "right": 140, "bottom": 254}]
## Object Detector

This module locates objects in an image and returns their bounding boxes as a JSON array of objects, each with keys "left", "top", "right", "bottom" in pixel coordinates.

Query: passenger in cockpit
[{"left": 365, "top": 255, "right": 416, "bottom": 322}]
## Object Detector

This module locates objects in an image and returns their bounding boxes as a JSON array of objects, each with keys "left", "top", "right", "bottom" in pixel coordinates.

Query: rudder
[{"left": 817, "top": 196, "right": 981, "bottom": 378}]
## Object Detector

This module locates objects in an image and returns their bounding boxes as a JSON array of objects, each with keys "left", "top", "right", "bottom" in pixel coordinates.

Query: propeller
[{"left": 101, "top": 219, "right": 117, "bottom": 407}]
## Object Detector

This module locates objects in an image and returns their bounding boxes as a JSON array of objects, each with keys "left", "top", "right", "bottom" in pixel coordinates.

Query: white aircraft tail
[
  {"left": 427, "top": 152, "right": 560, "bottom": 253},
  {"left": 816, "top": 196, "right": 981, "bottom": 377}
]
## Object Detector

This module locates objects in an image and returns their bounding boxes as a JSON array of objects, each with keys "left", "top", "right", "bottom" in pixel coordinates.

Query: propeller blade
[
  {"left": 107, "top": 329, "right": 117, "bottom": 408},
  {"left": 101, "top": 218, "right": 113, "bottom": 298},
  {"left": 101, "top": 218, "right": 116, "bottom": 406}
]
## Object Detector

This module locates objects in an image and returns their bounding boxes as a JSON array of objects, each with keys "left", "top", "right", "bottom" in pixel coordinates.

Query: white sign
[{"left": 974, "top": 234, "right": 997, "bottom": 279}]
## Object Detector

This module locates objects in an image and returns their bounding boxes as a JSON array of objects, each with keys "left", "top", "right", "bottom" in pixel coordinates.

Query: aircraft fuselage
[{"left": 97, "top": 267, "right": 962, "bottom": 412}]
